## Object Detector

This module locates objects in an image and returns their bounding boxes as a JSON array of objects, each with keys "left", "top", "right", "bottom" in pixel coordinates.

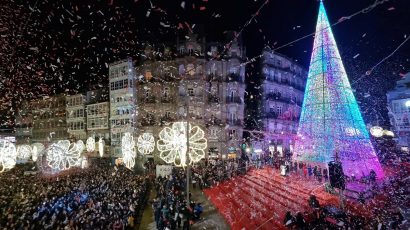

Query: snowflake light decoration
[
  {"left": 17, "top": 145, "right": 32, "bottom": 160},
  {"left": 0, "top": 140, "right": 17, "bottom": 172},
  {"left": 137, "top": 133, "right": 155, "bottom": 155},
  {"left": 98, "top": 138, "right": 105, "bottom": 158},
  {"left": 157, "top": 122, "right": 207, "bottom": 167},
  {"left": 46, "top": 140, "right": 85, "bottom": 171},
  {"left": 31, "top": 143, "right": 45, "bottom": 162},
  {"left": 121, "top": 133, "right": 136, "bottom": 169},
  {"left": 86, "top": 137, "right": 96, "bottom": 152}
]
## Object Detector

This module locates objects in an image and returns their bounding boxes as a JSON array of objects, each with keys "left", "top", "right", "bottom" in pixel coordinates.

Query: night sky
[{"left": 1, "top": 0, "right": 409, "bottom": 130}]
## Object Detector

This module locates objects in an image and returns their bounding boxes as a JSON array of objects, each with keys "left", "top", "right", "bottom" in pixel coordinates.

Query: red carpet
[{"left": 204, "top": 167, "right": 341, "bottom": 230}]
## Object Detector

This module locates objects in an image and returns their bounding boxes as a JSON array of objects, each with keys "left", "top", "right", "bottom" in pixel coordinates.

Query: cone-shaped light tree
[{"left": 294, "top": 1, "right": 384, "bottom": 178}]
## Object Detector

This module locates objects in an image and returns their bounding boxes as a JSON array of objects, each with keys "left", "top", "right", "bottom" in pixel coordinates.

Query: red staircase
[{"left": 204, "top": 168, "right": 340, "bottom": 230}]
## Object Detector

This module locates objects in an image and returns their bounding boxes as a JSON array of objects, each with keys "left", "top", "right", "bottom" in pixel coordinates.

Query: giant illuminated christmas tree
[{"left": 294, "top": 1, "right": 384, "bottom": 178}]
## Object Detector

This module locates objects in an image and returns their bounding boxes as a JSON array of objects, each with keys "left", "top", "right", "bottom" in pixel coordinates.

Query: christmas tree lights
[{"left": 294, "top": 1, "right": 384, "bottom": 178}]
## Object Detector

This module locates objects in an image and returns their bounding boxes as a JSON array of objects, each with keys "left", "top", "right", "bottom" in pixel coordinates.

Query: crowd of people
[
  {"left": 151, "top": 169, "right": 203, "bottom": 230},
  {"left": 0, "top": 159, "right": 149, "bottom": 229}
]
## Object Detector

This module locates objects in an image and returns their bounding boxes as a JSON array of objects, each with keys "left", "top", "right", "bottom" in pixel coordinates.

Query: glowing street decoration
[
  {"left": 31, "top": 143, "right": 45, "bottom": 162},
  {"left": 46, "top": 140, "right": 85, "bottom": 171},
  {"left": 0, "top": 140, "right": 17, "bottom": 172},
  {"left": 137, "top": 133, "right": 155, "bottom": 155},
  {"left": 370, "top": 126, "right": 384, "bottom": 138},
  {"left": 86, "top": 137, "right": 96, "bottom": 152},
  {"left": 17, "top": 145, "right": 32, "bottom": 160},
  {"left": 157, "top": 122, "right": 207, "bottom": 167},
  {"left": 294, "top": 1, "right": 384, "bottom": 178},
  {"left": 383, "top": 130, "right": 394, "bottom": 137},
  {"left": 98, "top": 138, "right": 105, "bottom": 157},
  {"left": 121, "top": 133, "right": 136, "bottom": 169}
]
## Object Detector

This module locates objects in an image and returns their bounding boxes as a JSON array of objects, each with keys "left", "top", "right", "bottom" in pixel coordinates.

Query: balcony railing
[
  {"left": 140, "top": 118, "right": 156, "bottom": 126},
  {"left": 226, "top": 119, "right": 242, "bottom": 126},
  {"left": 206, "top": 117, "right": 222, "bottom": 127},
  {"left": 160, "top": 116, "right": 175, "bottom": 126},
  {"left": 161, "top": 97, "right": 173, "bottom": 103},
  {"left": 266, "top": 112, "right": 278, "bottom": 119},
  {"left": 226, "top": 96, "right": 242, "bottom": 104},
  {"left": 208, "top": 95, "right": 220, "bottom": 103},
  {"left": 226, "top": 73, "right": 243, "bottom": 83},
  {"left": 143, "top": 96, "right": 156, "bottom": 103}
]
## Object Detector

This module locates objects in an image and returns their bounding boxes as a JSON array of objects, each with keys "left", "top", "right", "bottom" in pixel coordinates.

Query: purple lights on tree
[{"left": 293, "top": 1, "right": 384, "bottom": 178}]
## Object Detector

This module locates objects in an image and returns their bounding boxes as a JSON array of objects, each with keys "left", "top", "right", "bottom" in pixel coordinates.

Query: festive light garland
[
  {"left": 294, "top": 1, "right": 384, "bottom": 178},
  {"left": 137, "top": 133, "right": 155, "bottom": 155},
  {"left": 98, "top": 138, "right": 105, "bottom": 158},
  {"left": 157, "top": 122, "right": 207, "bottom": 167},
  {"left": 46, "top": 140, "right": 84, "bottom": 171},
  {"left": 121, "top": 133, "right": 136, "bottom": 170},
  {"left": 31, "top": 143, "right": 45, "bottom": 162},
  {"left": 370, "top": 126, "right": 384, "bottom": 138},
  {"left": 0, "top": 140, "right": 17, "bottom": 172},
  {"left": 86, "top": 136, "right": 96, "bottom": 152},
  {"left": 16, "top": 144, "right": 32, "bottom": 160}
]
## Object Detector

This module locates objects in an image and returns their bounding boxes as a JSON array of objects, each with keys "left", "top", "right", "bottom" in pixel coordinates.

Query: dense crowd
[
  {"left": 0, "top": 159, "right": 149, "bottom": 229},
  {"left": 152, "top": 169, "right": 203, "bottom": 230}
]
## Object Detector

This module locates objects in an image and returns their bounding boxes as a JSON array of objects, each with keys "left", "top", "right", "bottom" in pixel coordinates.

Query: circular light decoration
[
  {"left": 31, "top": 143, "right": 45, "bottom": 162},
  {"left": 17, "top": 145, "right": 32, "bottom": 160},
  {"left": 0, "top": 140, "right": 17, "bottom": 172},
  {"left": 46, "top": 140, "right": 85, "bottom": 171},
  {"left": 98, "top": 138, "right": 105, "bottom": 158},
  {"left": 137, "top": 133, "right": 155, "bottom": 155},
  {"left": 157, "top": 122, "right": 207, "bottom": 167},
  {"left": 405, "top": 100, "right": 410, "bottom": 107},
  {"left": 121, "top": 133, "right": 136, "bottom": 170},
  {"left": 370, "top": 126, "right": 384, "bottom": 138},
  {"left": 383, "top": 130, "right": 394, "bottom": 137},
  {"left": 86, "top": 137, "right": 95, "bottom": 152}
]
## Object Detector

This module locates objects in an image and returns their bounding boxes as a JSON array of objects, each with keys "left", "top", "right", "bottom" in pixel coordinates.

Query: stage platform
[
  {"left": 204, "top": 167, "right": 339, "bottom": 229},
  {"left": 203, "top": 167, "right": 377, "bottom": 230}
]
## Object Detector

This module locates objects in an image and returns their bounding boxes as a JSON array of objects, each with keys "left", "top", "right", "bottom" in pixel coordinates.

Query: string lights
[
  {"left": 16, "top": 144, "right": 32, "bottom": 160},
  {"left": 137, "top": 133, "right": 155, "bottom": 155},
  {"left": 98, "top": 138, "right": 105, "bottom": 158},
  {"left": 31, "top": 143, "right": 45, "bottom": 162},
  {"left": 0, "top": 140, "right": 17, "bottom": 172},
  {"left": 121, "top": 133, "right": 136, "bottom": 170},
  {"left": 293, "top": 1, "right": 384, "bottom": 178},
  {"left": 86, "top": 136, "right": 96, "bottom": 152},
  {"left": 46, "top": 140, "right": 84, "bottom": 171},
  {"left": 157, "top": 122, "right": 207, "bottom": 167}
]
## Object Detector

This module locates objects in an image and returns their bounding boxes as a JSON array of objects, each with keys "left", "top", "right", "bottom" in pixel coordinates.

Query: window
[
  {"left": 277, "top": 106, "right": 282, "bottom": 116},
  {"left": 228, "top": 129, "right": 236, "bottom": 139},
  {"left": 165, "top": 111, "right": 171, "bottom": 118},
  {"left": 164, "top": 87, "right": 169, "bottom": 98},
  {"left": 188, "top": 88, "right": 194, "bottom": 96}
]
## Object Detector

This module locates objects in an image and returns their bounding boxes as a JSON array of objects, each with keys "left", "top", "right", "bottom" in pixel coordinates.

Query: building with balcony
[
  {"left": 15, "top": 101, "right": 33, "bottom": 144},
  {"left": 109, "top": 59, "right": 137, "bottom": 157},
  {"left": 135, "top": 33, "right": 246, "bottom": 159},
  {"left": 86, "top": 89, "right": 110, "bottom": 157},
  {"left": 387, "top": 72, "right": 410, "bottom": 150},
  {"left": 66, "top": 94, "right": 86, "bottom": 141},
  {"left": 30, "top": 95, "right": 68, "bottom": 143},
  {"left": 258, "top": 48, "right": 307, "bottom": 155}
]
